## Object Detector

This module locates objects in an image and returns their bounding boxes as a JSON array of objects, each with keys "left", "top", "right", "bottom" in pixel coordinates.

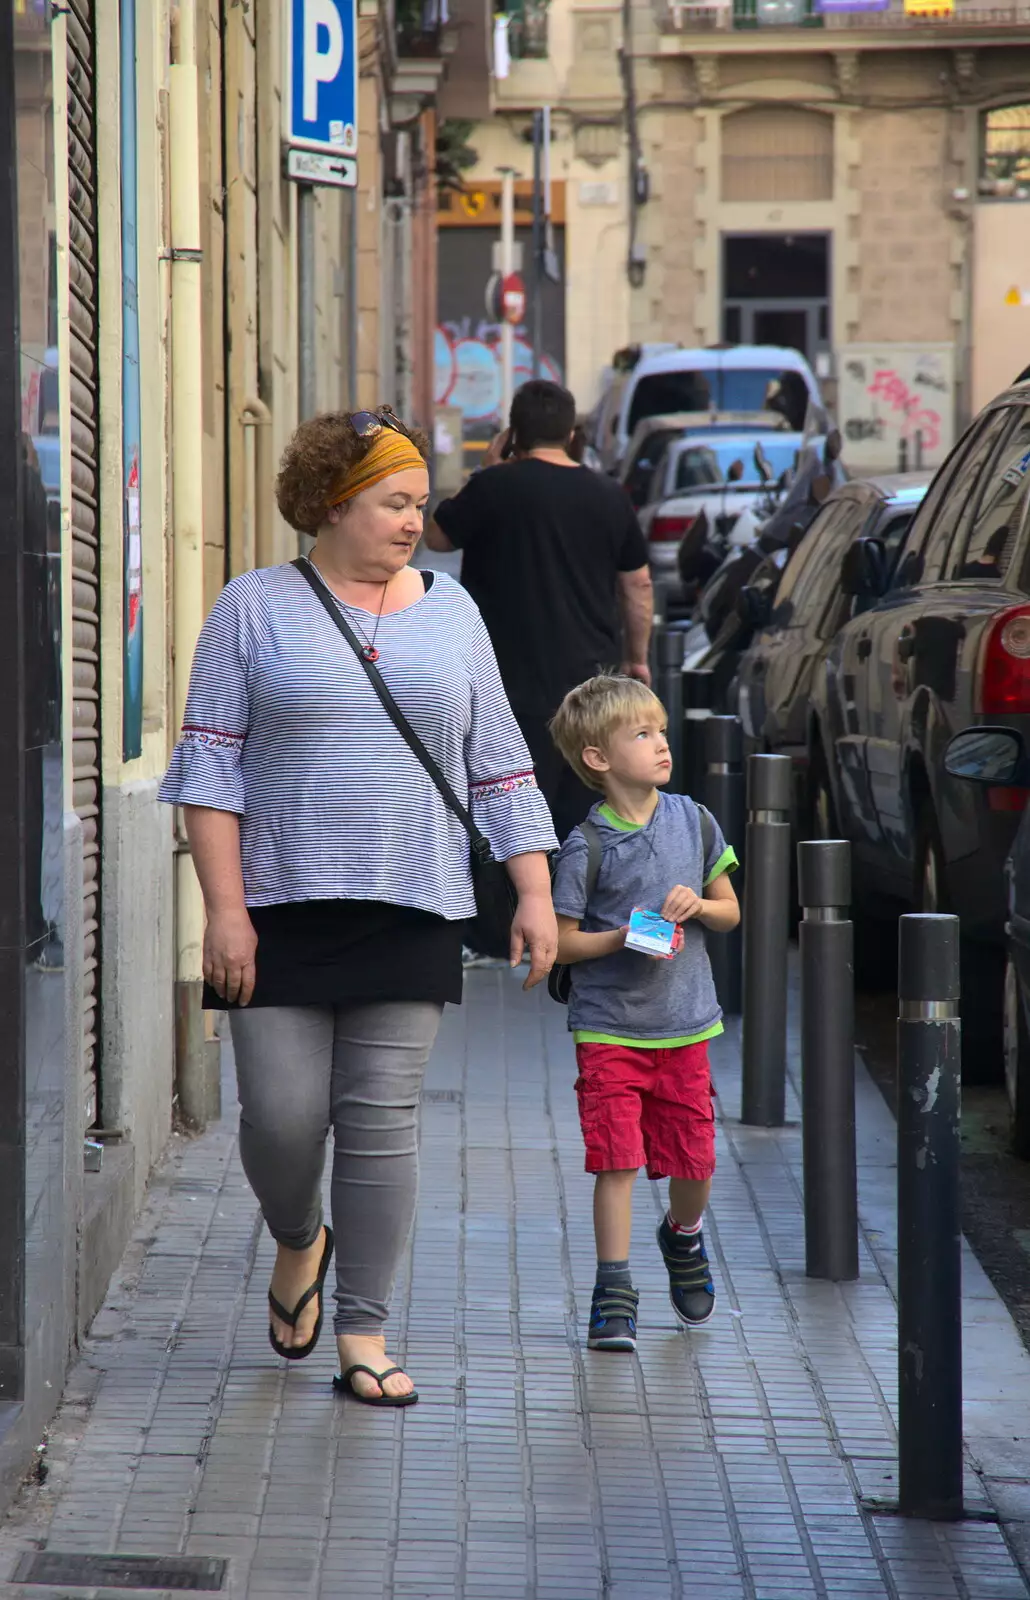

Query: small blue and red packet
[{"left": 625, "top": 907, "right": 686, "bottom": 959}]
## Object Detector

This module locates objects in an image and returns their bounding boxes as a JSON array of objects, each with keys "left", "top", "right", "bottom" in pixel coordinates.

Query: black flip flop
[
  {"left": 268, "top": 1226, "right": 334, "bottom": 1362},
  {"left": 333, "top": 1363, "right": 419, "bottom": 1408}
]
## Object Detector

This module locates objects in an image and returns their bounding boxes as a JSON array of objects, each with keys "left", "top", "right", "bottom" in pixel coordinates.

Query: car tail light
[
  {"left": 977, "top": 604, "right": 1030, "bottom": 714},
  {"left": 650, "top": 513, "right": 696, "bottom": 543}
]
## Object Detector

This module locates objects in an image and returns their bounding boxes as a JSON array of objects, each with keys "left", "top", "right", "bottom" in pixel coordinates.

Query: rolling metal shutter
[{"left": 66, "top": 0, "right": 101, "bottom": 1128}]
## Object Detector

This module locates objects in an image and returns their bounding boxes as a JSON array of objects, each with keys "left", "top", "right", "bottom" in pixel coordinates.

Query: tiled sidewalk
[{"left": 2, "top": 969, "right": 1030, "bottom": 1599}]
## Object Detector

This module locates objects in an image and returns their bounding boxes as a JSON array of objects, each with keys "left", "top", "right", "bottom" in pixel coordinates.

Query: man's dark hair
[{"left": 510, "top": 380, "right": 576, "bottom": 452}]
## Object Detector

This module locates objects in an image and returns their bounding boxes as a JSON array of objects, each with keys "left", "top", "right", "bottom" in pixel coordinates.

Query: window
[
  {"left": 980, "top": 105, "right": 1030, "bottom": 201},
  {"left": 891, "top": 409, "right": 1016, "bottom": 589},
  {"left": 777, "top": 497, "right": 873, "bottom": 631},
  {"left": 674, "top": 447, "right": 722, "bottom": 492},
  {"left": 624, "top": 434, "right": 677, "bottom": 509},
  {"left": 721, "top": 108, "right": 833, "bottom": 203},
  {"left": 951, "top": 408, "right": 1030, "bottom": 582},
  {"left": 627, "top": 373, "right": 712, "bottom": 433}
]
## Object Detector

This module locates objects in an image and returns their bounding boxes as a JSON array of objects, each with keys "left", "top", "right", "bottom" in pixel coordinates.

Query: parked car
[
  {"left": 736, "top": 474, "right": 931, "bottom": 807},
  {"left": 618, "top": 409, "right": 796, "bottom": 511},
  {"left": 638, "top": 432, "right": 805, "bottom": 580},
  {"left": 806, "top": 383, "right": 1030, "bottom": 1064},
  {"left": 601, "top": 344, "right": 823, "bottom": 473},
  {"left": 945, "top": 724, "right": 1030, "bottom": 1152}
]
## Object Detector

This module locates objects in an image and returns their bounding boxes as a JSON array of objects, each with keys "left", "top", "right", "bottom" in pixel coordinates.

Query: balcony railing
[{"left": 662, "top": 0, "right": 1030, "bottom": 32}]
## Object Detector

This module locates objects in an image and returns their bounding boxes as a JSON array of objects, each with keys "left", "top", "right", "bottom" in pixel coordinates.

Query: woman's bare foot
[
  {"left": 336, "top": 1333, "right": 414, "bottom": 1401},
  {"left": 268, "top": 1229, "right": 328, "bottom": 1349}
]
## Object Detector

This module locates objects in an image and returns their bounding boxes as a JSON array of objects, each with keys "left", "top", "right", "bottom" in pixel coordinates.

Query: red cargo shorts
[{"left": 574, "top": 1038, "right": 716, "bottom": 1181}]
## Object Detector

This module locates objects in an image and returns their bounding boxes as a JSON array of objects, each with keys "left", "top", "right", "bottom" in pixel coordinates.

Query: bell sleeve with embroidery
[
  {"left": 465, "top": 615, "right": 559, "bottom": 862},
  {"left": 158, "top": 580, "right": 253, "bottom": 815}
]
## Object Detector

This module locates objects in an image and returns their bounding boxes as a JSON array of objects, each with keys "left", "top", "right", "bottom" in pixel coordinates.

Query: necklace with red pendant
[{"left": 344, "top": 580, "right": 389, "bottom": 663}]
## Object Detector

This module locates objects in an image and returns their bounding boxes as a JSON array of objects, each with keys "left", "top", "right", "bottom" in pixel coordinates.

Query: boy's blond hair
[{"left": 549, "top": 673, "right": 666, "bottom": 792}]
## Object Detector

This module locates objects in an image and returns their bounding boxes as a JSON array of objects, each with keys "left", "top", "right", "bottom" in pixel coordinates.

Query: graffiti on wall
[
  {"left": 435, "top": 318, "right": 563, "bottom": 426},
  {"left": 838, "top": 344, "right": 955, "bottom": 471}
]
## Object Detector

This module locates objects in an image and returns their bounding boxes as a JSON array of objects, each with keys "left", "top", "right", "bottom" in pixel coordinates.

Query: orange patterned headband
[{"left": 329, "top": 430, "right": 427, "bottom": 507}]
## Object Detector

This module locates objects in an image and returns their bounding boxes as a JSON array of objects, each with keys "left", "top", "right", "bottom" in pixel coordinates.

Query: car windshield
[
  {"left": 628, "top": 366, "right": 810, "bottom": 432},
  {"left": 674, "top": 438, "right": 799, "bottom": 491}
]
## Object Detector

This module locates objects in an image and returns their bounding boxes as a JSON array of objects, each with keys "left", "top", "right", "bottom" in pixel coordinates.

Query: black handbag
[{"left": 293, "top": 558, "right": 517, "bottom": 958}]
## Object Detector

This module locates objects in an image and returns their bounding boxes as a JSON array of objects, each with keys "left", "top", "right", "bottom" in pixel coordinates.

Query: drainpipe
[
  {"left": 241, "top": 395, "right": 273, "bottom": 568},
  {"left": 170, "top": 0, "right": 219, "bottom": 1128}
]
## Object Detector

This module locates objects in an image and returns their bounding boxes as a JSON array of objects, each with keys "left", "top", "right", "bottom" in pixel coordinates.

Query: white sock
[{"left": 666, "top": 1210, "right": 702, "bottom": 1238}]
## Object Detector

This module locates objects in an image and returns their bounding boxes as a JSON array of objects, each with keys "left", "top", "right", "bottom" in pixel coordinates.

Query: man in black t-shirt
[{"left": 426, "top": 380, "right": 653, "bottom": 842}]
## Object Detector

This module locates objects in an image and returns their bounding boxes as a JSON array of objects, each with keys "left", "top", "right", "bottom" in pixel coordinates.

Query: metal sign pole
[
  {"left": 499, "top": 167, "right": 516, "bottom": 421},
  {"left": 531, "top": 112, "right": 543, "bottom": 381}
]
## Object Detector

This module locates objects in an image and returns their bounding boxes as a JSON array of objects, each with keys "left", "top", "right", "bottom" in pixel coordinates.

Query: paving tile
[{"left": 1, "top": 977, "right": 1029, "bottom": 1599}]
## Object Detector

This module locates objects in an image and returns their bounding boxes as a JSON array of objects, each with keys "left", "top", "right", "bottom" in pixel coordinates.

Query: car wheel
[
  {"left": 914, "top": 800, "right": 951, "bottom": 913},
  {"left": 1004, "top": 956, "right": 1030, "bottom": 1160}
]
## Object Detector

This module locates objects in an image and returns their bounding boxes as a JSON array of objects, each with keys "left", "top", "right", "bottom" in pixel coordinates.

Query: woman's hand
[
  {"left": 661, "top": 885, "right": 704, "bottom": 924},
  {"left": 510, "top": 892, "right": 559, "bottom": 991},
  {"left": 204, "top": 907, "right": 258, "bottom": 1006}
]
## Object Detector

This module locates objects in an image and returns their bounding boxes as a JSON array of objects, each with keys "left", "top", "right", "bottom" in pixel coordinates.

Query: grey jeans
[{"left": 229, "top": 1002, "right": 442, "bottom": 1336}]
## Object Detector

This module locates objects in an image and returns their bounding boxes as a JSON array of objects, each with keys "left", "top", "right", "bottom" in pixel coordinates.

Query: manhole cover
[{"left": 12, "top": 1552, "right": 227, "bottom": 1591}]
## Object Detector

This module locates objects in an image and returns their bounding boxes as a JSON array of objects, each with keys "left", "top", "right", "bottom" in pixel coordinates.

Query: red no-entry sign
[{"left": 500, "top": 272, "right": 526, "bottom": 325}]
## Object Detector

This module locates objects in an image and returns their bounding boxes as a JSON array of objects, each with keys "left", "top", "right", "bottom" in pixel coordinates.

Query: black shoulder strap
[
  {"left": 697, "top": 802, "right": 715, "bottom": 878},
  {"left": 580, "top": 818, "right": 603, "bottom": 902},
  {"left": 292, "top": 557, "right": 489, "bottom": 861}
]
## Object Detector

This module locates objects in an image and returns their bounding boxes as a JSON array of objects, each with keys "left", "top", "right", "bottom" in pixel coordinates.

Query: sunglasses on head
[{"left": 349, "top": 406, "right": 410, "bottom": 441}]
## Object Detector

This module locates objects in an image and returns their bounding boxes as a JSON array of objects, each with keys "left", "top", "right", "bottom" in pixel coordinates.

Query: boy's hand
[{"left": 661, "top": 885, "right": 704, "bottom": 923}]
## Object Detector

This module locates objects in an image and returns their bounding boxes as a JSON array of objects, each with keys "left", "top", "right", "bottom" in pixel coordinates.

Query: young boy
[{"left": 549, "top": 674, "right": 740, "bottom": 1352}]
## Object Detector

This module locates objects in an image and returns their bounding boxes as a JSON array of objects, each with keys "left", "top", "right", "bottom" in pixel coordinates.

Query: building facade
[
  {"left": 0, "top": 0, "right": 466, "bottom": 1506},
  {"left": 448, "top": 0, "right": 1030, "bottom": 471}
]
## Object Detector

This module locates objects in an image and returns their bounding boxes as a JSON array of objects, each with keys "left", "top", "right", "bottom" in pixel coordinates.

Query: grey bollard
[
  {"left": 657, "top": 628, "right": 685, "bottom": 795},
  {"left": 798, "top": 840, "right": 858, "bottom": 1281},
  {"left": 740, "top": 754, "right": 791, "bottom": 1126},
  {"left": 897, "top": 914, "right": 963, "bottom": 1521},
  {"left": 705, "top": 716, "right": 745, "bottom": 1015},
  {"left": 683, "top": 669, "right": 715, "bottom": 804},
  {"left": 648, "top": 586, "right": 668, "bottom": 683}
]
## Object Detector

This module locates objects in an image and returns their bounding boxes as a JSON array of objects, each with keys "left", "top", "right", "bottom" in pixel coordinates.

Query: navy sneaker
[
  {"left": 656, "top": 1217, "right": 716, "bottom": 1326},
  {"left": 587, "top": 1283, "right": 639, "bottom": 1351}
]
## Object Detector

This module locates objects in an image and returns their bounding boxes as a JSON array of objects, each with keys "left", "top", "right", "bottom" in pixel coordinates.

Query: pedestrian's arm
[
  {"left": 423, "top": 518, "right": 455, "bottom": 552},
  {"left": 183, "top": 805, "right": 258, "bottom": 1005},
  {"left": 556, "top": 914, "right": 627, "bottom": 964},
  {"left": 661, "top": 870, "right": 739, "bottom": 933},
  {"left": 617, "top": 565, "right": 654, "bottom": 684}
]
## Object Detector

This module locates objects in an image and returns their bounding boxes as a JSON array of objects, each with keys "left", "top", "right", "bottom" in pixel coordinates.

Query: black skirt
[{"left": 203, "top": 899, "right": 465, "bottom": 1010}]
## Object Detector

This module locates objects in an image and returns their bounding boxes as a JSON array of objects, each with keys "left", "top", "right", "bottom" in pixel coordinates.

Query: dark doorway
[{"left": 722, "top": 233, "right": 830, "bottom": 363}]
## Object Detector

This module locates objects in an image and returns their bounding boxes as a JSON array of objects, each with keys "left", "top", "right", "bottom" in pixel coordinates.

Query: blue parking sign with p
[{"left": 289, "top": 0, "right": 357, "bottom": 156}]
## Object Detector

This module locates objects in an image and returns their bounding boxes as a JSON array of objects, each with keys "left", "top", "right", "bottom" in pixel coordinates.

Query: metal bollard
[
  {"left": 657, "top": 628, "right": 685, "bottom": 794},
  {"left": 683, "top": 668, "right": 715, "bottom": 804},
  {"left": 649, "top": 586, "right": 668, "bottom": 684},
  {"left": 705, "top": 716, "right": 745, "bottom": 1015},
  {"left": 897, "top": 913, "right": 963, "bottom": 1521},
  {"left": 798, "top": 840, "right": 858, "bottom": 1281},
  {"left": 740, "top": 754, "right": 791, "bottom": 1126}
]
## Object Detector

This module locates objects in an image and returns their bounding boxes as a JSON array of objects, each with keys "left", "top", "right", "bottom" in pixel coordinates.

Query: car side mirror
[
  {"left": 754, "top": 443, "right": 772, "bottom": 483},
  {"left": 944, "top": 727, "right": 1029, "bottom": 786},
  {"left": 737, "top": 585, "right": 772, "bottom": 629},
  {"left": 840, "top": 537, "right": 887, "bottom": 599}
]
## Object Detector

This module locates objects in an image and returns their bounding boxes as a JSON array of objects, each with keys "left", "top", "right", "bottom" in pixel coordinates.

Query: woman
[{"left": 160, "top": 408, "right": 558, "bottom": 1406}]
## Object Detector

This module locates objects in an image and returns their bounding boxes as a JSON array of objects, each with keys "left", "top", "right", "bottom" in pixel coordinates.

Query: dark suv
[
  {"left": 737, "top": 474, "right": 930, "bottom": 799},
  {"left": 809, "top": 384, "right": 1030, "bottom": 1053}
]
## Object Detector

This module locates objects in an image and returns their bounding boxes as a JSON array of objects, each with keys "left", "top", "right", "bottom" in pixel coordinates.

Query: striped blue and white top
[{"left": 159, "top": 563, "right": 558, "bottom": 919}]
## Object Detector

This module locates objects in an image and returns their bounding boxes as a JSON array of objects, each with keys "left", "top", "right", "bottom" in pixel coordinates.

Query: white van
[{"left": 600, "top": 344, "right": 823, "bottom": 472}]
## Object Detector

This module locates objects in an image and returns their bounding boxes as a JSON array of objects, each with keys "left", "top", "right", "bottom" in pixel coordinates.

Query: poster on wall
[
  {"left": 837, "top": 344, "right": 955, "bottom": 473},
  {"left": 121, "top": 0, "right": 143, "bottom": 759},
  {"left": 436, "top": 227, "right": 566, "bottom": 455}
]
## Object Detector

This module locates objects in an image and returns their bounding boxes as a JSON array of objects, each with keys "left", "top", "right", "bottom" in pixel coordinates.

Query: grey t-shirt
[{"left": 551, "top": 792, "right": 736, "bottom": 1042}]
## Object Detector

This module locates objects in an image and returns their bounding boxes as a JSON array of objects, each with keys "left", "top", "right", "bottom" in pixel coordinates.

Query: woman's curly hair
[{"left": 275, "top": 410, "right": 430, "bottom": 533}]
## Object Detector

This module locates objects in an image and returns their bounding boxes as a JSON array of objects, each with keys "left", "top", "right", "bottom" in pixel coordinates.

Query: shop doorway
[{"left": 722, "top": 233, "right": 830, "bottom": 363}]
